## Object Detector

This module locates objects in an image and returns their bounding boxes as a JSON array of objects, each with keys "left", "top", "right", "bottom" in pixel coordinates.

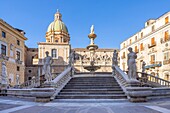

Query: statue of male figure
[
  {"left": 1, "top": 61, "right": 8, "bottom": 85},
  {"left": 127, "top": 47, "right": 137, "bottom": 80},
  {"left": 112, "top": 50, "right": 118, "bottom": 65},
  {"left": 42, "top": 51, "right": 53, "bottom": 83}
]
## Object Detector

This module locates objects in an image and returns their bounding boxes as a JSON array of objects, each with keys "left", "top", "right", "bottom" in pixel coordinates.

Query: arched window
[{"left": 51, "top": 49, "right": 57, "bottom": 58}]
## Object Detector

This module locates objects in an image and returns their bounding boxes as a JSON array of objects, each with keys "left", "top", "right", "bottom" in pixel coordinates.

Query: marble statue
[
  {"left": 112, "top": 50, "right": 118, "bottom": 65},
  {"left": 1, "top": 61, "right": 8, "bottom": 85},
  {"left": 16, "top": 75, "right": 20, "bottom": 85},
  {"left": 69, "top": 51, "right": 75, "bottom": 66},
  {"left": 90, "top": 25, "right": 94, "bottom": 34},
  {"left": 42, "top": 51, "right": 53, "bottom": 83},
  {"left": 142, "top": 61, "right": 146, "bottom": 73},
  {"left": 127, "top": 47, "right": 137, "bottom": 80}
]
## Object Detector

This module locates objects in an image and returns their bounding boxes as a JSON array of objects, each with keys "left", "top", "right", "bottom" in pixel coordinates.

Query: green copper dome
[
  {"left": 47, "top": 20, "right": 68, "bottom": 33},
  {"left": 47, "top": 11, "right": 68, "bottom": 33}
]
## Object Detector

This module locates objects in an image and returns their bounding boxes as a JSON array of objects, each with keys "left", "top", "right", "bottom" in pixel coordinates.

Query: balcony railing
[
  {"left": 160, "top": 36, "right": 170, "bottom": 44},
  {"left": 15, "top": 59, "right": 23, "bottom": 64},
  {"left": 148, "top": 42, "right": 156, "bottom": 48},
  {"left": 163, "top": 59, "right": 170, "bottom": 65},
  {"left": 0, "top": 54, "right": 9, "bottom": 61}
]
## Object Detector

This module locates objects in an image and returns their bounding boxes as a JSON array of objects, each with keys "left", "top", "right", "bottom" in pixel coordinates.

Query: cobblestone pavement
[{"left": 0, "top": 96, "right": 170, "bottom": 113}]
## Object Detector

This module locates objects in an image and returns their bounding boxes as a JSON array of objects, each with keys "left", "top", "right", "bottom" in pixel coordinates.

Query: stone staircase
[{"left": 55, "top": 76, "right": 127, "bottom": 99}]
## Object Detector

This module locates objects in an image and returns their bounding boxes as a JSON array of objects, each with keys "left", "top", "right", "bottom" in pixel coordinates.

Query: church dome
[{"left": 47, "top": 10, "right": 68, "bottom": 33}]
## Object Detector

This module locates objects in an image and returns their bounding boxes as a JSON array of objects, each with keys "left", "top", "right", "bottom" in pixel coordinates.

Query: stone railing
[
  {"left": 113, "top": 65, "right": 152, "bottom": 102},
  {"left": 51, "top": 66, "right": 72, "bottom": 99},
  {"left": 137, "top": 72, "right": 170, "bottom": 87},
  {"left": 20, "top": 76, "right": 40, "bottom": 88},
  {"left": 113, "top": 66, "right": 129, "bottom": 89}
]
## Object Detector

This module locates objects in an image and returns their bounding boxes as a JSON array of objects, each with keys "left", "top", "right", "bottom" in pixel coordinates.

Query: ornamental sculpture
[
  {"left": 42, "top": 51, "right": 53, "bottom": 83},
  {"left": 127, "top": 47, "right": 137, "bottom": 80}
]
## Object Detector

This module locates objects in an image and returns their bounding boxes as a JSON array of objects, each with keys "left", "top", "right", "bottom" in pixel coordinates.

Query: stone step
[
  {"left": 64, "top": 86, "right": 121, "bottom": 89},
  {"left": 61, "top": 89, "right": 123, "bottom": 92},
  {"left": 59, "top": 91, "right": 125, "bottom": 95},
  {"left": 56, "top": 95, "right": 127, "bottom": 99},
  {"left": 68, "top": 81, "right": 117, "bottom": 84},
  {"left": 66, "top": 84, "right": 120, "bottom": 86}
]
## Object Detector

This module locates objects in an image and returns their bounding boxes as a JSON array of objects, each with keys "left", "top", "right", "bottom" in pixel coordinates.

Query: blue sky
[{"left": 0, "top": 0, "right": 170, "bottom": 49}]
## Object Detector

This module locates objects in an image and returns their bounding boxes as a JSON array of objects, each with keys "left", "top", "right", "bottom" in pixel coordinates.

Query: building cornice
[
  {"left": 0, "top": 19, "right": 27, "bottom": 40},
  {"left": 38, "top": 42, "right": 70, "bottom": 46},
  {"left": 121, "top": 22, "right": 170, "bottom": 50}
]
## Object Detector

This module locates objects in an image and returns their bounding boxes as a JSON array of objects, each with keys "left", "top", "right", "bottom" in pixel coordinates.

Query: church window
[{"left": 51, "top": 49, "right": 57, "bottom": 58}]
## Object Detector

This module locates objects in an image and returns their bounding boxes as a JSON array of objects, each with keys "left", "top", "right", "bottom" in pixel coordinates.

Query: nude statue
[
  {"left": 142, "top": 61, "right": 146, "bottom": 73},
  {"left": 16, "top": 75, "right": 20, "bottom": 86},
  {"left": 42, "top": 51, "right": 53, "bottom": 83},
  {"left": 113, "top": 50, "right": 118, "bottom": 65},
  {"left": 127, "top": 47, "right": 137, "bottom": 80},
  {"left": 69, "top": 51, "right": 75, "bottom": 66},
  {"left": 1, "top": 61, "right": 8, "bottom": 85},
  {"left": 90, "top": 25, "right": 94, "bottom": 34}
]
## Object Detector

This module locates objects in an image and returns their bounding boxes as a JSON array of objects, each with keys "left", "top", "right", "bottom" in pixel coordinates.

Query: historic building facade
[
  {"left": 120, "top": 12, "right": 170, "bottom": 80},
  {"left": 0, "top": 19, "right": 27, "bottom": 86}
]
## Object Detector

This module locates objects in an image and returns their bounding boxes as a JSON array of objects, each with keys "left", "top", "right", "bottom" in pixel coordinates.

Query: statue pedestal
[
  {"left": 0, "top": 84, "right": 8, "bottom": 96},
  {"left": 31, "top": 88, "right": 55, "bottom": 102},
  {"left": 125, "top": 79, "right": 152, "bottom": 102},
  {"left": 126, "top": 87, "right": 152, "bottom": 102}
]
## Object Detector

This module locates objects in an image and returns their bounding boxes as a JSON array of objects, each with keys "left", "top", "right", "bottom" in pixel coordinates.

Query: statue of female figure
[
  {"left": 42, "top": 51, "right": 53, "bottom": 83},
  {"left": 127, "top": 47, "right": 137, "bottom": 80},
  {"left": 1, "top": 61, "right": 8, "bottom": 85}
]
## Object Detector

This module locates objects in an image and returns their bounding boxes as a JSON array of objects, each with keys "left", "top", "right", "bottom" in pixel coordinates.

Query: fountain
[{"left": 83, "top": 25, "right": 101, "bottom": 75}]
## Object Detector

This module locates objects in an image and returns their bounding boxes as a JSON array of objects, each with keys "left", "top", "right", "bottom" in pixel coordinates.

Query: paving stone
[{"left": 0, "top": 103, "right": 21, "bottom": 111}]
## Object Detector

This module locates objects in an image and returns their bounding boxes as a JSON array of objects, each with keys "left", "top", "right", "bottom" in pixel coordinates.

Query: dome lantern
[{"left": 55, "top": 9, "right": 62, "bottom": 21}]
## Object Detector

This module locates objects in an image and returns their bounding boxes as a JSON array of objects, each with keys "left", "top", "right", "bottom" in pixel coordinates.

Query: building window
[
  {"left": 152, "top": 25, "right": 155, "bottom": 32},
  {"left": 151, "top": 37, "right": 156, "bottom": 46},
  {"left": 164, "top": 31, "right": 169, "bottom": 42},
  {"left": 17, "top": 40, "right": 20, "bottom": 45},
  {"left": 165, "top": 16, "right": 169, "bottom": 24},
  {"left": 140, "top": 43, "right": 144, "bottom": 51},
  {"left": 17, "top": 66, "right": 20, "bottom": 71},
  {"left": 141, "top": 32, "right": 143, "bottom": 38},
  {"left": 122, "top": 52, "right": 125, "bottom": 59},
  {"left": 28, "top": 70, "right": 32, "bottom": 73},
  {"left": 129, "top": 39, "right": 132, "bottom": 44},
  {"left": 61, "top": 37, "right": 63, "bottom": 43},
  {"left": 135, "top": 46, "right": 138, "bottom": 53},
  {"left": 164, "top": 52, "right": 169, "bottom": 60},
  {"left": 2, "top": 31, "right": 6, "bottom": 38},
  {"left": 16, "top": 51, "right": 21, "bottom": 60},
  {"left": 150, "top": 55, "right": 155, "bottom": 64},
  {"left": 51, "top": 49, "right": 57, "bottom": 58},
  {"left": 1, "top": 44, "right": 7, "bottom": 55},
  {"left": 55, "top": 40, "right": 58, "bottom": 43},
  {"left": 135, "top": 36, "right": 137, "bottom": 41},
  {"left": 123, "top": 43, "right": 125, "bottom": 48}
]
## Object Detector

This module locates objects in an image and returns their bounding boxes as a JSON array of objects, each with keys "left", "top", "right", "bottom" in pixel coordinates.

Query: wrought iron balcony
[
  {"left": 15, "top": 59, "right": 23, "bottom": 64},
  {"left": 0, "top": 54, "right": 9, "bottom": 61},
  {"left": 163, "top": 59, "right": 170, "bottom": 65},
  {"left": 148, "top": 42, "right": 156, "bottom": 48},
  {"left": 160, "top": 36, "right": 170, "bottom": 44}
]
